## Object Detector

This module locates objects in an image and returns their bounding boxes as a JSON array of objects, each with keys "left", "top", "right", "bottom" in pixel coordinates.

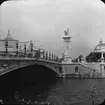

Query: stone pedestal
[
  {"left": 64, "top": 57, "right": 72, "bottom": 64},
  {"left": 61, "top": 66, "right": 66, "bottom": 78},
  {"left": 100, "top": 52, "right": 105, "bottom": 77},
  {"left": 100, "top": 63, "right": 105, "bottom": 77}
]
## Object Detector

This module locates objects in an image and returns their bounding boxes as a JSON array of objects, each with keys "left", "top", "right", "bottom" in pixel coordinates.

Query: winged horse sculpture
[{"left": 64, "top": 28, "right": 69, "bottom": 36}]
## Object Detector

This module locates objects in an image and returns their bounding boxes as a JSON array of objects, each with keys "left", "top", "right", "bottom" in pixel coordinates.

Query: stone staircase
[{"left": 79, "top": 63, "right": 100, "bottom": 72}]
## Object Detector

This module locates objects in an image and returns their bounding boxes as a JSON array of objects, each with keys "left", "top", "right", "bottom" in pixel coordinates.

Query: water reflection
[
  {"left": 2, "top": 76, "right": 105, "bottom": 104},
  {"left": 14, "top": 79, "right": 105, "bottom": 105}
]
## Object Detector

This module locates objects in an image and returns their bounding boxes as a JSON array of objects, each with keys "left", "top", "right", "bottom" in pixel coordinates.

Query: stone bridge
[
  {"left": 0, "top": 57, "right": 104, "bottom": 78},
  {"left": 0, "top": 57, "right": 63, "bottom": 77}
]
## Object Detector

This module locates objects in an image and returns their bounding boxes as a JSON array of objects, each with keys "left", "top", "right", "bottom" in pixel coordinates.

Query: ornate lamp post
[
  {"left": 38, "top": 48, "right": 41, "bottom": 59},
  {"left": 30, "top": 40, "right": 33, "bottom": 57},
  {"left": 51, "top": 53, "right": 53, "bottom": 61},
  {"left": 56, "top": 56, "right": 59, "bottom": 62},
  {"left": 53, "top": 54, "right": 55, "bottom": 61},
  {"left": 42, "top": 50, "right": 45, "bottom": 60},
  {"left": 16, "top": 41, "right": 19, "bottom": 55},
  {"left": 24, "top": 44, "right": 26, "bottom": 56},
  {"left": 55, "top": 55, "right": 58, "bottom": 62},
  {"left": 47, "top": 52, "right": 49, "bottom": 60},
  {"left": 46, "top": 51, "right": 48, "bottom": 60},
  {"left": 55, "top": 55, "right": 56, "bottom": 61},
  {"left": 49, "top": 52, "right": 51, "bottom": 61},
  {"left": 5, "top": 39, "right": 8, "bottom": 55}
]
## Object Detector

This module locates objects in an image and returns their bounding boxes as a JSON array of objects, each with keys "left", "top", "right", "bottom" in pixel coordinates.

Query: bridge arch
[
  {"left": 2, "top": 61, "right": 61, "bottom": 77},
  {"left": 0, "top": 60, "right": 62, "bottom": 78},
  {"left": 30, "top": 62, "right": 60, "bottom": 75},
  {"left": 0, "top": 61, "right": 61, "bottom": 101},
  {"left": 23, "top": 62, "right": 60, "bottom": 75}
]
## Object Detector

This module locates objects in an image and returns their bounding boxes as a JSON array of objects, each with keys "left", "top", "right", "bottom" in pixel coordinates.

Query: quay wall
[{"left": 62, "top": 63, "right": 103, "bottom": 78}]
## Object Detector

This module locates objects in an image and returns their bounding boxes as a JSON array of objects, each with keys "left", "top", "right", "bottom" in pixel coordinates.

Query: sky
[{"left": 0, "top": 0, "right": 105, "bottom": 58}]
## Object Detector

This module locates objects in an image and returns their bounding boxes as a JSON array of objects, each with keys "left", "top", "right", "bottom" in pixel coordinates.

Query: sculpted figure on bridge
[
  {"left": 64, "top": 28, "right": 69, "bottom": 36},
  {"left": 63, "top": 28, "right": 72, "bottom": 64}
]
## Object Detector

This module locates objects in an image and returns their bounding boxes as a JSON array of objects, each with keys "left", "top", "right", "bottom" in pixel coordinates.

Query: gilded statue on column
[{"left": 64, "top": 28, "right": 69, "bottom": 36}]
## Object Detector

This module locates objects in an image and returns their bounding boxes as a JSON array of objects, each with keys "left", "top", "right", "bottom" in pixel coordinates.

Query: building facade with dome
[
  {"left": 86, "top": 40, "right": 105, "bottom": 62},
  {"left": 0, "top": 30, "right": 19, "bottom": 55},
  {"left": 0, "top": 30, "right": 43, "bottom": 57}
]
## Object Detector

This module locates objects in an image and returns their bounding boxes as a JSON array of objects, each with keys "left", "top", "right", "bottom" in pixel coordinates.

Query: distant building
[
  {"left": 18, "top": 41, "right": 41, "bottom": 56},
  {"left": 94, "top": 39, "right": 105, "bottom": 52},
  {"left": 19, "top": 41, "right": 35, "bottom": 54},
  {"left": 0, "top": 30, "right": 43, "bottom": 57},
  {"left": 86, "top": 39, "right": 105, "bottom": 62},
  {"left": 0, "top": 30, "right": 19, "bottom": 55}
]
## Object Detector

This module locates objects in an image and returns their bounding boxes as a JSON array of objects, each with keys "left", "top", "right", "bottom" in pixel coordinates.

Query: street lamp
[
  {"left": 52, "top": 53, "right": 54, "bottom": 61},
  {"left": 5, "top": 39, "right": 8, "bottom": 55},
  {"left": 46, "top": 51, "right": 48, "bottom": 60},
  {"left": 54, "top": 55, "right": 56, "bottom": 61},
  {"left": 38, "top": 48, "right": 41, "bottom": 59},
  {"left": 30, "top": 40, "right": 33, "bottom": 57},
  {"left": 24, "top": 44, "right": 26, "bottom": 56},
  {"left": 16, "top": 41, "right": 18, "bottom": 55},
  {"left": 42, "top": 50, "right": 45, "bottom": 60},
  {"left": 49, "top": 52, "right": 51, "bottom": 61}
]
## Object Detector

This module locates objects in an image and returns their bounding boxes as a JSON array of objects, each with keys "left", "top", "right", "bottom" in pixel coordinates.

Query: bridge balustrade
[
  {"left": 0, "top": 54, "right": 61, "bottom": 63},
  {"left": 0, "top": 53, "right": 61, "bottom": 75}
]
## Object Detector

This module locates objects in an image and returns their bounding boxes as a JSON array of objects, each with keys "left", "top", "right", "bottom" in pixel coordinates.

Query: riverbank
[{"left": 61, "top": 62, "right": 105, "bottom": 79}]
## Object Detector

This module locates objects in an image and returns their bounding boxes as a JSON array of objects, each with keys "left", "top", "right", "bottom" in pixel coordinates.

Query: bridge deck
[{"left": 0, "top": 57, "right": 62, "bottom": 76}]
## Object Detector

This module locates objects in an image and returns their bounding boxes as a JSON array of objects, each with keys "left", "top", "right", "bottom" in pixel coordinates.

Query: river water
[
  {"left": 7, "top": 78, "right": 105, "bottom": 105},
  {"left": 1, "top": 65, "right": 105, "bottom": 105}
]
